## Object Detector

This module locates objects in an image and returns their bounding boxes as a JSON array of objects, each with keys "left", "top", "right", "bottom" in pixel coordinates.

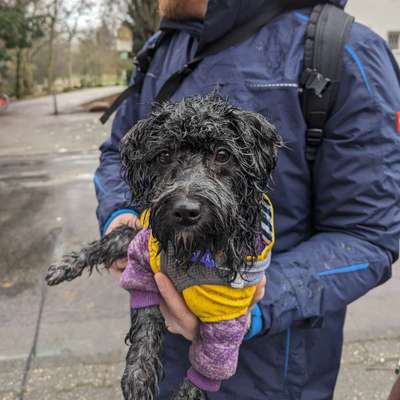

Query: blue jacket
[{"left": 94, "top": 1, "right": 400, "bottom": 398}]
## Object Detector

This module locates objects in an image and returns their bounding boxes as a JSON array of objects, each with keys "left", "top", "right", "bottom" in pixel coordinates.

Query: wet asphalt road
[
  {"left": 0, "top": 89, "right": 399, "bottom": 400},
  {"left": 0, "top": 89, "right": 128, "bottom": 400}
]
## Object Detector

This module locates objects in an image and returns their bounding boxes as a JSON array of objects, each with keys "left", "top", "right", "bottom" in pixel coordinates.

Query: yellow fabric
[
  {"left": 183, "top": 284, "right": 256, "bottom": 323},
  {"left": 140, "top": 194, "right": 275, "bottom": 323},
  {"left": 140, "top": 209, "right": 151, "bottom": 228},
  {"left": 148, "top": 233, "right": 161, "bottom": 274}
]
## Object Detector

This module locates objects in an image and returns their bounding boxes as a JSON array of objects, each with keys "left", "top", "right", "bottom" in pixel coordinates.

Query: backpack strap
[
  {"left": 154, "top": 2, "right": 285, "bottom": 105},
  {"left": 300, "top": 4, "right": 354, "bottom": 163}
]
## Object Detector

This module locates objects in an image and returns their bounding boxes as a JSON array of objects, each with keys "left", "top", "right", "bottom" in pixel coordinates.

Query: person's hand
[
  {"left": 105, "top": 213, "right": 142, "bottom": 279},
  {"left": 250, "top": 275, "right": 266, "bottom": 307},
  {"left": 154, "top": 272, "right": 267, "bottom": 341},
  {"left": 155, "top": 272, "right": 199, "bottom": 341}
]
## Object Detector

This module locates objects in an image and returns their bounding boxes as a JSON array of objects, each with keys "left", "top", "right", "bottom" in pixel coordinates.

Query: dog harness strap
[{"left": 154, "top": 2, "right": 285, "bottom": 105}]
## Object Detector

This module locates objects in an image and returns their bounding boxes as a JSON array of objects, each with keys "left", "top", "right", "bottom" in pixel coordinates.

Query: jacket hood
[
  {"left": 161, "top": 0, "right": 348, "bottom": 51},
  {"left": 200, "top": 0, "right": 349, "bottom": 47}
]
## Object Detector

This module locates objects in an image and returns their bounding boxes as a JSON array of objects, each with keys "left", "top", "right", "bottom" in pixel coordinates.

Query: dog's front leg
[
  {"left": 46, "top": 225, "right": 137, "bottom": 285},
  {"left": 122, "top": 306, "right": 165, "bottom": 400},
  {"left": 172, "top": 378, "right": 206, "bottom": 400}
]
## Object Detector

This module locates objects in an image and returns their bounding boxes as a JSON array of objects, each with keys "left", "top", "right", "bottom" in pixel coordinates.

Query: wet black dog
[{"left": 46, "top": 95, "right": 281, "bottom": 400}]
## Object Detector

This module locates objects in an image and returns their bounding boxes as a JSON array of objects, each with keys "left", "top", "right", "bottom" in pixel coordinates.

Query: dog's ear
[
  {"left": 120, "top": 104, "right": 175, "bottom": 209},
  {"left": 231, "top": 109, "right": 282, "bottom": 191},
  {"left": 120, "top": 119, "right": 155, "bottom": 210}
]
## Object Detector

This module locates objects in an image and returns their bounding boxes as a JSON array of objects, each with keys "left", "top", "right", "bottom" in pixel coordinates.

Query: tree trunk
[
  {"left": 15, "top": 48, "right": 23, "bottom": 99},
  {"left": 47, "top": 0, "right": 59, "bottom": 96},
  {"left": 67, "top": 39, "right": 73, "bottom": 88},
  {"left": 47, "top": 0, "right": 59, "bottom": 114}
]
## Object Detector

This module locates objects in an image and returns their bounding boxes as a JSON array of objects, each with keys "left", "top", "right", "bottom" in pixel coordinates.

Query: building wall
[{"left": 346, "top": 0, "right": 400, "bottom": 64}]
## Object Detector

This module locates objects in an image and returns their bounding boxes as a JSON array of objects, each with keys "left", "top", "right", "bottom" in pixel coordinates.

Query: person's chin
[{"left": 159, "top": 0, "right": 207, "bottom": 20}]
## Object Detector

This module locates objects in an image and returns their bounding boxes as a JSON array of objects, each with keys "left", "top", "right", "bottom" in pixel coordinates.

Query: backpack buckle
[
  {"left": 301, "top": 68, "right": 331, "bottom": 97},
  {"left": 181, "top": 64, "right": 193, "bottom": 76},
  {"left": 306, "top": 128, "right": 324, "bottom": 162},
  {"left": 307, "top": 128, "right": 324, "bottom": 146}
]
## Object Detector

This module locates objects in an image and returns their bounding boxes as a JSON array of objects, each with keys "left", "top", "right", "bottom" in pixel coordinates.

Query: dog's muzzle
[{"left": 171, "top": 197, "right": 202, "bottom": 227}]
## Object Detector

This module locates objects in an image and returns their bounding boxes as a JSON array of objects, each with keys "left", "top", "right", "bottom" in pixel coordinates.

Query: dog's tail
[{"left": 45, "top": 225, "right": 137, "bottom": 286}]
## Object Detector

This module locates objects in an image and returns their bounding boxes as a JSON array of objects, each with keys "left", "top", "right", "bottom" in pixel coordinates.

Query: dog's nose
[{"left": 172, "top": 199, "right": 201, "bottom": 226}]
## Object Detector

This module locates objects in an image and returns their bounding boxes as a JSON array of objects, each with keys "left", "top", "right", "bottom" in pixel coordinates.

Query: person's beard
[{"left": 159, "top": 0, "right": 208, "bottom": 20}]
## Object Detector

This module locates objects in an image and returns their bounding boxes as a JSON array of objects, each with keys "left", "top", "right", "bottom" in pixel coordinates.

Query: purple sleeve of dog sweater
[
  {"left": 120, "top": 228, "right": 161, "bottom": 309},
  {"left": 188, "top": 314, "right": 248, "bottom": 392}
]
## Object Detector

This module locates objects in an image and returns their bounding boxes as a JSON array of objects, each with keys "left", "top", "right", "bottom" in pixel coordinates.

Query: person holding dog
[{"left": 94, "top": 0, "right": 400, "bottom": 398}]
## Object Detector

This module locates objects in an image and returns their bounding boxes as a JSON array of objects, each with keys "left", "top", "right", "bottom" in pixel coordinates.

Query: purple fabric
[
  {"left": 120, "top": 228, "right": 159, "bottom": 293},
  {"left": 121, "top": 228, "right": 250, "bottom": 388},
  {"left": 189, "top": 314, "right": 248, "bottom": 381},
  {"left": 187, "top": 367, "right": 221, "bottom": 392},
  {"left": 191, "top": 250, "right": 215, "bottom": 269},
  {"left": 120, "top": 228, "right": 161, "bottom": 309},
  {"left": 190, "top": 234, "right": 266, "bottom": 269},
  {"left": 130, "top": 289, "right": 161, "bottom": 308}
]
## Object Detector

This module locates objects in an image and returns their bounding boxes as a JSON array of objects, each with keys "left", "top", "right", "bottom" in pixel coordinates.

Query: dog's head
[{"left": 121, "top": 95, "right": 281, "bottom": 277}]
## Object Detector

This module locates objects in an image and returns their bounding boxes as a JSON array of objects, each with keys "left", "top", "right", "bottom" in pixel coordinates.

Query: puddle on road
[
  {"left": 0, "top": 227, "right": 62, "bottom": 298},
  {"left": 0, "top": 152, "right": 99, "bottom": 298},
  {"left": 0, "top": 172, "right": 50, "bottom": 182},
  {"left": 0, "top": 185, "right": 61, "bottom": 298},
  {"left": 0, "top": 153, "right": 97, "bottom": 187}
]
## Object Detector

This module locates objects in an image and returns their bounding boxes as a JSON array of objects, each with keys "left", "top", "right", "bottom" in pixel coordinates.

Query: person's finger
[
  {"left": 105, "top": 214, "right": 142, "bottom": 236},
  {"left": 108, "top": 258, "right": 128, "bottom": 280},
  {"left": 133, "top": 218, "right": 143, "bottom": 230},
  {"left": 159, "top": 300, "right": 179, "bottom": 334},
  {"left": 154, "top": 272, "right": 193, "bottom": 317},
  {"left": 113, "top": 258, "right": 128, "bottom": 270},
  {"left": 250, "top": 275, "right": 267, "bottom": 307}
]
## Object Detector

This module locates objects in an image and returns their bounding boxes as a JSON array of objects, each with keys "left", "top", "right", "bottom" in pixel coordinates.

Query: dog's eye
[
  {"left": 214, "top": 148, "right": 231, "bottom": 164},
  {"left": 158, "top": 151, "right": 172, "bottom": 165}
]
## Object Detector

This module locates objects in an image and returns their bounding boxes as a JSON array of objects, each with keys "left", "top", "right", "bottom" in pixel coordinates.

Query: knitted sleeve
[
  {"left": 120, "top": 228, "right": 161, "bottom": 309},
  {"left": 187, "top": 314, "right": 249, "bottom": 392}
]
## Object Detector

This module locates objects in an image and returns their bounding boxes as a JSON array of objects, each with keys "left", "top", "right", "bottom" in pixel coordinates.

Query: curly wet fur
[
  {"left": 45, "top": 225, "right": 137, "bottom": 285},
  {"left": 45, "top": 94, "right": 281, "bottom": 399},
  {"left": 173, "top": 378, "right": 207, "bottom": 400},
  {"left": 121, "top": 94, "right": 282, "bottom": 280},
  {"left": 122, "top": 307, "right": 165, "bottom": 400}
]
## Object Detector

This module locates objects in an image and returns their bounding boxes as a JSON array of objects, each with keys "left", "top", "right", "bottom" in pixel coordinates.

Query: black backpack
[{"left": 101, "top": 3, "right": 354, "bottom": 165}]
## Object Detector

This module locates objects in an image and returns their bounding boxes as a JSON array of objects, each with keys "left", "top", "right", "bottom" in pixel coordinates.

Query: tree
[
  {"left": 61, "top": 0, "right": 94, "bottom": 87},
  {"left": 75, "top": 21, "right": 128, "bottom": 88},
  {"left": 126, "top": 0, "right": 159, "bottom": 54},
  {"left": 0, "top": 1, "right": 46, "bottom": 97},
  {"left": 106, "top": 0, "right": 159, "bottom": 55}
]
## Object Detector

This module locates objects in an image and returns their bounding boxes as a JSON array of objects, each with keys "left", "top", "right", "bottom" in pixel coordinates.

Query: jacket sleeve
[
  {"left": 94, "top": 94, "right": 140, "bottom": 235},
  {"left": 257, "top": 27, "right": 400, "bottom": 336},
  {"left": 94, "top": 34, "right": 161, "bottom": 234}
]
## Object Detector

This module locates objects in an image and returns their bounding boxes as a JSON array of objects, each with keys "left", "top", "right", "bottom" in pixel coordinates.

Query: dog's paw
[
  {"left": 45, "top": 263, "right": 69, "bottom": 286},
  {"left": 45, "top": 254, "right": 80, "bottom": 286},
  {"left": 172, "top": 379, "right": 206, "bottom": 400}
]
